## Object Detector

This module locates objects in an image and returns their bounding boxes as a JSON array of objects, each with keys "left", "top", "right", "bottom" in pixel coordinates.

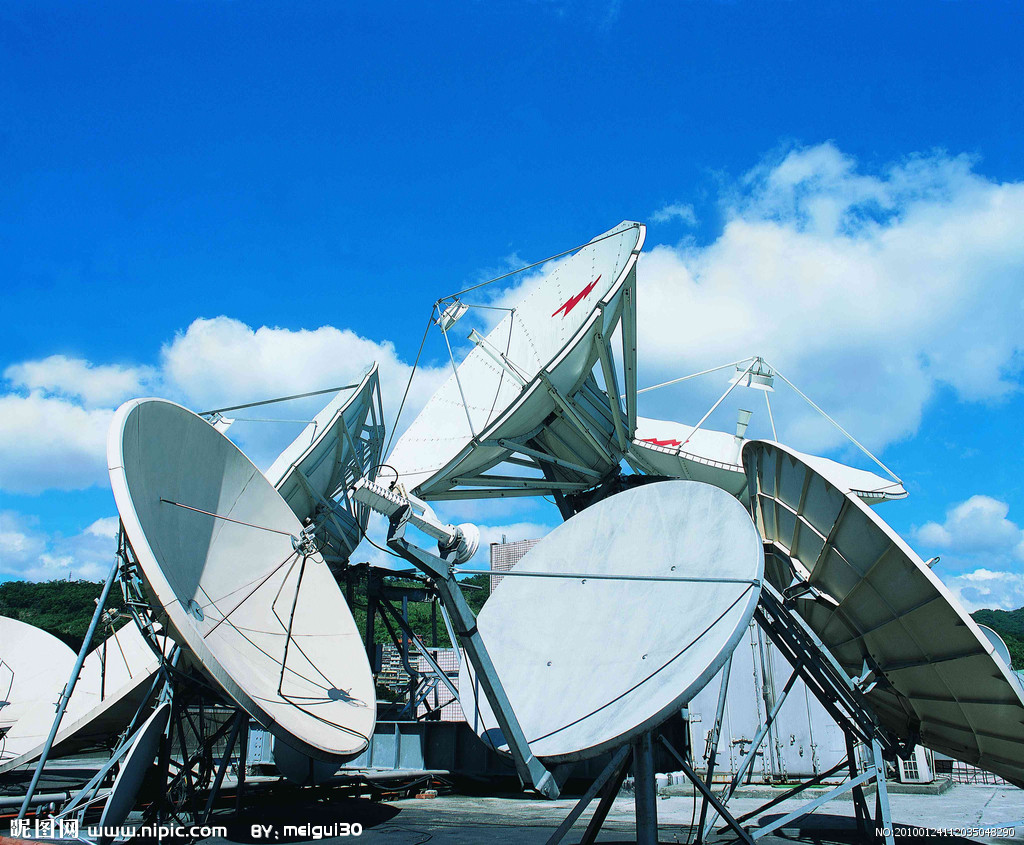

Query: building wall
[
  {"left": 489, "top": 537, "right": 542, "bottom": 592},
  {"left": 686, "top": 620, "right": 847, "bottom": 782}
]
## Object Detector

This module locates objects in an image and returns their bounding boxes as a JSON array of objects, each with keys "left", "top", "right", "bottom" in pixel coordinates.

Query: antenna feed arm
[{"left": 350, "top": 477, "right": 480, "bottom": 564}]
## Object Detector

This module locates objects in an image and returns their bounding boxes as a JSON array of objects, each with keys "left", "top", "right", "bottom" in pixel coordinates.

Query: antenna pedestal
[
  {"left": 16, "top": 531, "right": 250, "bottom": 836},
  {"left": 384, "top": 513, "right": 559, "bottom": 799}
]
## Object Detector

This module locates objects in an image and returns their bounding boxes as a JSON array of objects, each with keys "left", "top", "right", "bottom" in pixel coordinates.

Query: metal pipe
[
  {"left": 697, "top": 657, "right": 733, "bottom": 842},
  {"left": 452, "top": 568, "right": 759, "bottom": 585},
  {"left": 768, "top": 362, "right": 902, "bottom": 484},
  {"left": 633, "top": 731, "right": 658, "bottom": 845},
  {"left": 200, "top": 384, "right": 357, "bottom": 416},
  {"left": 683, "top": 359, "right": 758, "bottom": 448},
  {"left": 635, "top": 356, "right": 756, "bottom": 396}
]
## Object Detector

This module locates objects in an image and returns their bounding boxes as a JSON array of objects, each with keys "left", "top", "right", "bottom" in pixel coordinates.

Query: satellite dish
[
  {"left": 0, "top": 623, "right": 166, "bottom": 774},
  {"left": 388, "top": 221, "right": 645, "bottom": 501},
  {"left": 459, "top": 481, "right": 763, "bottom": 762},
  {"left": 266, "top": 364, "right": 385, "bottom": 562},
  {"left": 108, "top": 398, "right": 376, "bottom": 761},
  {"left": 632, "top": 416, "right": 907, "bottom": 505},
  {"left": 979, "top": 625, "right": 1013, "bottom": 669},
  {"left": 0, "top": 618, "right": 76, "bottom": 764},
  {"left": 98, "top": 701, "right": 170, "bottom": 832},
  {"left": 744, "top": 439, "right": 1024, "bottom": 787}
]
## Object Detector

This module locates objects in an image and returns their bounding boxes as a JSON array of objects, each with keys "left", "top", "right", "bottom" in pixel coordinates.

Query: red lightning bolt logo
[
  {"left": 641, "top": 437, "right": 683, "bottom": 448},
  {"left": 551, "top": 275, "right": 601, "bottom": 318}
]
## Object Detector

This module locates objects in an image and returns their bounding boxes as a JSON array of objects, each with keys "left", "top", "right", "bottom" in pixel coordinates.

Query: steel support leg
[
  {"left": 847, "top": 731, "right": 871, "bottom": 836},
  {"left": 545, "top": 745, "right": 631, "bottom": 845},
  {"left": 697, "top": 656, "right": 732, "bottom": 842},
  {"left": 702, "top": 666, "right": 799, "bottom": 839},
  {"left": 579, "top": 750, "right": 631, "bottom": 845},
  {"left": 872, "top": 738, "right": 895, "bottom": 845},
  {"left": 659, "top": 734, "right": 755, "bottom": 845},
  {"left": 388, "top": 528, "right": 557, "bottom": 798},
  {"left": 634, "top": 731, "right": 659, "bottom": 845},
  {"left": 235, "top": 718, "right": 248, "bottom": 815},
  {"left": 200, "top": 710, "right": 244, "bottom": 825}
]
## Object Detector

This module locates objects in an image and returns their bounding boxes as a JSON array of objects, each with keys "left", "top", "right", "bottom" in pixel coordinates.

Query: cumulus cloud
[
  {"left": 0, "top": 316, "right": 446, "bottom": 493},
  {"left": 915, "top": 495, "right": 1024, "bottom": 611},
  {"left": 0, "top": 511, "right": 116, "bottom": 582},
  {"left": 159, "top": 316, "right": 446, "bottom": 469},
  {"left": 630, "top": 143, "right": 1024, "bottom": 453},
  {"left": 0, "top": 393, "right": 112, "bottom": 494},
  {"left": 651, "top": 202, "right": 697, "bottom": 225},
  {"left": 944, "top": 569, "right": 1024, "bottom": 613},
  {"left": 916, "top": 495, "right": 1024, "bottom": 557},
  {"left": 4, "top": 355, "right": 157, "bottom": 408}
]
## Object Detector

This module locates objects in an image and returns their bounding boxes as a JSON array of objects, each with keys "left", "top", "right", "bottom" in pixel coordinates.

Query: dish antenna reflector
[
  {"left": 744, "top": 439, "right": 1024, "bottom": 787},
  {"left": 388, "top": 221, "right": 645, "bottom": 503},
  {"left": 632, "top": 416, "right": 907, "bottom": 506},
  {"left": 0, "top": 623, "right": 166, "bottom": 774},
  {"left": 266, "top": 364, "right": 385, "bottom": 564},
  {"left": 459, "top": 481, "right": 763, "bottom": 762},
  {"left": 108, "top": 398, "right": 375, "bottom": 761},
  {"left": 0, "top": 618, "right": 76, "bottom": 765},
  {"left": 978, "top": 625, "right": 1013, "bottom": 670}
]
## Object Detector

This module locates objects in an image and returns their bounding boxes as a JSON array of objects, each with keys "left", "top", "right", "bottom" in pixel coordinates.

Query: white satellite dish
[
  {"left": 632, "top": 416, "right": 907, "bottom": 505},
  {"left": 459, "top": 481, "right": 763, "bottom": 762},
  {"left": 744, "top": 439, "right": 1024, "bottom": 787},
  {"left": 108, "top": 398, "right": 376, "bottom": 761},
  {"left": 388, "top": 221, "right": 645, "bottom": 501},
  {"left": 0, "top": 618, "right": 76, "bottom": 764},
  {"left": 98, "top": 701, "right": 170, "bottom": 832},
  {"left": 266, "top": 364, "right": 385, "bottom": 561},
  {"left": 979, "top": 625, "right": 1013, "bottom": 669},
  {"left": 0, "top": 623, "right": 165, "bottom": 774}
]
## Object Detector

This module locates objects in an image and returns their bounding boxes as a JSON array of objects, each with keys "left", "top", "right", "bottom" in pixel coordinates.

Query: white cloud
[
  {"left": 0, "top": 511, "right": 115, "bottom": 582},
  {"left": 915, "top": 495, "right": 1024, "bottom": 612},
  {"left": 629, "top": 143, "right": 1024, "bottom": 453},
  {"left": 945, "top": 569, "right": 1024, "bottom": 613},
  {"left": 0, "top": 316, "right": 447, "bottom": 493},
  {"left": 915, "top": 495, "right": 1024, "bottom": 558},
  {"left": 4, "top": 355, "right": 156, "bottom": 408},
  {"left": 159, "top": 316, "right": 445, "bottom": 470},
  {"left": 651, "top": 202, "right": 697, "bottom": 226},
  {"left": 0, "top": 393, "right": 112, "bottom": 494},
  {"left": 0, "top": 511, "right": 47, "bottom": 564},
  {"left": 84, "top": 516, "right": 120, "bottom": 539}
]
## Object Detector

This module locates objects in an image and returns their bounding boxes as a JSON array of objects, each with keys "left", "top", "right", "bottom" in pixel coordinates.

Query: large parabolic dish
[
  {"left": 0, "top": 618, "right": 75, "bottom": 764},
  {"left": 387, "top": 221, "right": 645, "bottom": 501},
  {"left": 266, "top": 364, "right": 385, "bottom": 561},
  {"left": 743, "top": 440, "right": 1024, "bottom": 786},
  {"left": 108, "top": 398, "right": 375, "bottom": 761},
  {"left": 0, "top": 623, "right": 165, "bottom": 774},
  {"left": 459, "top": 481, "right": 763, "bottom": 763},
  {"left": 632, "top": 416, "right": 906, "bottom": 506}
]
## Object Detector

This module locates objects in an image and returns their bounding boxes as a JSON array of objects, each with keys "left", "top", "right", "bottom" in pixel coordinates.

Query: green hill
[
  {"left": 0, "top": 579, "right": 129, "bottom": 651},
  {"left": 0, "top": 573, "right": 488, "bottom": 654},
  {"left": 7, "top": 577, "right": 1020, "bottom": 675}
]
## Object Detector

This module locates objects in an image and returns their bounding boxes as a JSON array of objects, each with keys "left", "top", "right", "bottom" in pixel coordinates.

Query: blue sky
[{"left": 1, "top": 1, "right": 1023, "bottom": 610}]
